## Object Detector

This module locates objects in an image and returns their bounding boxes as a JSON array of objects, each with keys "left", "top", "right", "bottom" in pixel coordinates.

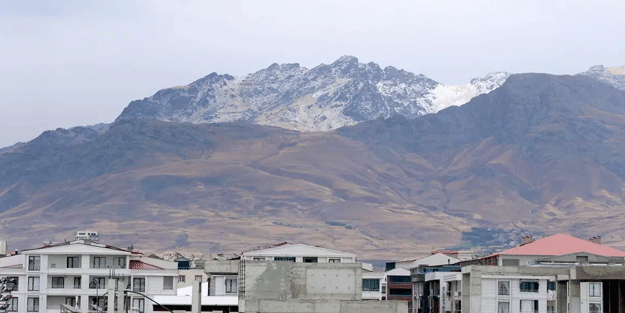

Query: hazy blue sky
[{"left": 1, "top": 0, "right": 624, "bottom": 147}]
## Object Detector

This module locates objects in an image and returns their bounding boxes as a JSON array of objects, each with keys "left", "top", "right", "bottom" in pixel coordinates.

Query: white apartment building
[{"left": 0, "top": 239, "right": 178, "bottom": 313}]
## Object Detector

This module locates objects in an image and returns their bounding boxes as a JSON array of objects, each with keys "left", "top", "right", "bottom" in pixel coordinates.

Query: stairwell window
[
  {"left": 28, "top": 256, "right": 40, "bottom": 271},
  {"left": 225, "top": 278, "right": 237, "bottom": 294},
  {"left": 520, "top": 300, "right": 538, "bottom": 313}
]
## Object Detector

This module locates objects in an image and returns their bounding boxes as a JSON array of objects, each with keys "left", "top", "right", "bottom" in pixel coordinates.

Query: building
[
  {"left": 241, "top": 243, "right": 357, "bottom": 263},
  {"left": 411, "top": 265, "right": 462, "bottom": 313},
  {"left": 457, "top": 233, "right": 625, "bottom": 313},
  {"left": 393, "top": 253, "right": 460, "bottom": 270},
  {"left": 162, "top": 252, "right": 209, "bottom": 288},
  {"left": 0, "top": 236, "right": 178, "bottom": 313},
  {"left": 362, "top": 269, "right": 385, "bottom": 300},
  {"left": 386, "top": 268, "right": 412, "bottom": 311}
]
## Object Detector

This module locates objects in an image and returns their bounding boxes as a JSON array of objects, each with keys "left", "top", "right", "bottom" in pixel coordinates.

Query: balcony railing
[{"left": 49, "top": 284, "right": 81, "bottom": 290}]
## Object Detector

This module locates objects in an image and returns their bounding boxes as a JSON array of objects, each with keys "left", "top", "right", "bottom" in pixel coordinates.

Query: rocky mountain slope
[
  {"left": 3, "top": 73, "right": 625, "bottom": 257},
  {"left": 578, "top": 65, "right": 625, "bottom": 90},
  {"left": 116, "top": 56, "right": 508, "bottom": 132}
]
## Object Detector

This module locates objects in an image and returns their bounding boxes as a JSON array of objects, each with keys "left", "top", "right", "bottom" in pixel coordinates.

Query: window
[
  {"left": 363, "top": 278, "right": 380, "bottom": 291},
  {"left": 177, "top": 260, "right": 190, "bottom": 270},
  {"left": 252, "top": 257, "right": 265, "bottom": 261},
  {"left": 329, "top": 258, "right": 341, "bottom": 263},
  {"left": 90, "top": 277, "right": 105, "bottom": 289},
  {"left": 225, "top": 278, "right": 237, "bottom": 294},
  {"left": 388, "top": 276, "right": 411, "bottom": 283},
  {"left": 303, "top": 257, "right": 318, "bottom": 263},
  {"left": 65, "top": 297, "right": 76, "bottom": 307},
  {"left": 112, "top": 257, "right": 126, "bottom": 268},
  {"left": 28, "top": 256, "right": 40, "bottom": 271},
  {"left": 27, "top": 298, "right": 39, "bottom": 312},
  {"left": 92, "top": 257, "right": 106, "bottom": 268},
  {"left": 27, "top": 277, "right": 40, "bottom": 291},
  {"left": 67, "top": 256, "right": 80, "bottom": 268},
  {"left": 498, "top": 280, "right": 510, "bottom": 295},
  {"left": 74, "top": 277, "right": 81, "bottom": 289},
  {"left": 547, "top": 281, "right": 556, "bottom": 291},
  {"left": 132, "top": 298, "right": 145, "bottom": 313},
  {"left": 8, "top": 297, "right": 18, "bottom": 312},
  {"left": 178, "top": 275, "right": 186, "bottom": 283},
  {"left": 520, "top": 281, "right": 539, "bottom": 292},
  {"left": 498, "top": 301, "right": 510, "bottom": 313},
  {"left": 163, "top": 276, "right": 174, "bottom": 290},
  {"left": 502, "top": 259, "right": 520, "bottom": 266},
  {"left": 389, "top": 288, "right": 412, "bottom": 296},
  {"left": 520, "top": 300, "right": 538, "bottom": 313},
  {"left": 589, "top": 303, "right": 601, "bottom": 313},
  {"left": 589, "top": 282, "right": 601, "bottom": 297},
  {"left": 195, "top": 275, "right": 203, "bottom": 282},
  {"left": 6, "top": 277, "right": 18, "bottom": 291},
  {"left": 547, "top": 305, "right": 555, "bottom": 313},
  {"left": 133, "top": 278, "right": 145, "bottom": 292},
  {"left": 274, "top": 257, "right": 296, "bottom": 262},
  {"left": 51, "top": 277, "right": 65, "bottom": 289}
]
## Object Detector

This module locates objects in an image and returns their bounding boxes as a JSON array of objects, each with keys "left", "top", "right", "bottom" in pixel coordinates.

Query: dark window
[
  {"left": 74, "top": 277, "right": 81, "bottom": 289},
  {"left": 51, "top": 277, "right": 64, "bottom": 289},
  {"left": 67, "top": 256, "right": 80, "bottom": 268},
  {"left": 363, "top": 279, "right": 380, "bottom": 291},
  {"left": 274, "top": 257, "right": 296, "bottom": 262},
  {"left": 6, "top": 277, "right": 18, "bottom": 291},
  {"left": 329, "top": 258, "right": 341, "bottom": 263},
  {"left": 303, "top": 257, "right": 318, "bottom": 263},
  {"left": 520, "top": 281, "right": 539, "bottom": 292},
  {"left": 28, "top": 256, "right": 40, "bottom": 271},
  {"left": 388, "top": 276, "right": 411, "bottom": 283},
  {"left": 389, "top": 288, "right": 412, "bottom": 296},
  {"left": 133, "top": 278, "right": 145, "bottom": 292},
  {"left": 547, "top": 281, "right": 556, "bottom": 291},
  {"left": 178, "top": 260, "right": 190, "bottom": 269}
]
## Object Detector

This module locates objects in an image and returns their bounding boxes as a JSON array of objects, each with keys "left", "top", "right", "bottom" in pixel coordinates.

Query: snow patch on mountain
[
  {"left": 117, "top": 56, "right": 509, "bottom": 132},
  {"left": 578, "top": 65, "right": 625, "bottom": 91}
]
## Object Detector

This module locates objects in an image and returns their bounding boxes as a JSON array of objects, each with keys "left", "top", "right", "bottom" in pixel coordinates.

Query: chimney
[
  {"left": 522, "top": 234, "right": 533, "bottom": 245},
  {"left": 589, "top": 236, "right": 602, "bottom": 245}
]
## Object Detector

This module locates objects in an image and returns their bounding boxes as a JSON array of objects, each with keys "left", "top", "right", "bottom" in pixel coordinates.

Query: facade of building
[{"left": 0, "top": 239, "right": 178, "bottom": 313}]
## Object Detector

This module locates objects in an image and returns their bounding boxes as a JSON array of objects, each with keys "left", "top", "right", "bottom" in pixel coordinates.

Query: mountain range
[{"left": 1, "top": 58, "right": 625, "bottom": 258}]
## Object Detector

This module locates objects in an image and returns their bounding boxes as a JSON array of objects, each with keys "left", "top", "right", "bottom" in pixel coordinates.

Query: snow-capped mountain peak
[{"left": 116, "top": 56, "right": 509, "bottom": 131}]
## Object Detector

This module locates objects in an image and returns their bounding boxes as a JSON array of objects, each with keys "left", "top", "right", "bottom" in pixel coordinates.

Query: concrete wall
[
  {"left": 205, "top": 260, "right": 240, "bottom": 275},
  {"left": 243, "top": 299, "right": 407, "bottom": 313},
  {"left": 241, "top": 262, "right": 362, "bottom": 302}
]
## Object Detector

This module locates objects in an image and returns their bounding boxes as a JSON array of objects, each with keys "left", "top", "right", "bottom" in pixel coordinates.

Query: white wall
[{"left": 481, "top": 277, "right": 548, "bottom": 313}]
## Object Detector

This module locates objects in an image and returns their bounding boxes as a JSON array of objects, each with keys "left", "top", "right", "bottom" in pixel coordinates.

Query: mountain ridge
[
  {"left": 116, "top": 56, "right": 509, "bottom": 132},
  {"left": 4, "top": 73, "right": 625, "bottom": 257}
]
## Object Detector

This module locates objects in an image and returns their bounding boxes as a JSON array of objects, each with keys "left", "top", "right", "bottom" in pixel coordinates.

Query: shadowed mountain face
[{"left": 3, "top": 73, "right": 625, "bottom": 258}]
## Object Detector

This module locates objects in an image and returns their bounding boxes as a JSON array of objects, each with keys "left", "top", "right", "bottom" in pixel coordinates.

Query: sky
[{"left": 1, "top": 0, "right": 624, "bottom": 147}]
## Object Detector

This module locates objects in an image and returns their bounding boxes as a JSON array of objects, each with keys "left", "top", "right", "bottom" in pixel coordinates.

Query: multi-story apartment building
[{"left": 0, "top": 236, "right": 178, "bottom": 313}]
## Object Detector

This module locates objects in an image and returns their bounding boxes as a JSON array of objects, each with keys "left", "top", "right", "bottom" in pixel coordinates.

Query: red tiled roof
[
  {"left": 129, "top": 260, "right": 163, "bottom": 270},
  {"left": 496, "top": 234, "right": 625, "bottom": 257},
  {"left": 1, "top": 264, "right": 23, "bottom": 269}
]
